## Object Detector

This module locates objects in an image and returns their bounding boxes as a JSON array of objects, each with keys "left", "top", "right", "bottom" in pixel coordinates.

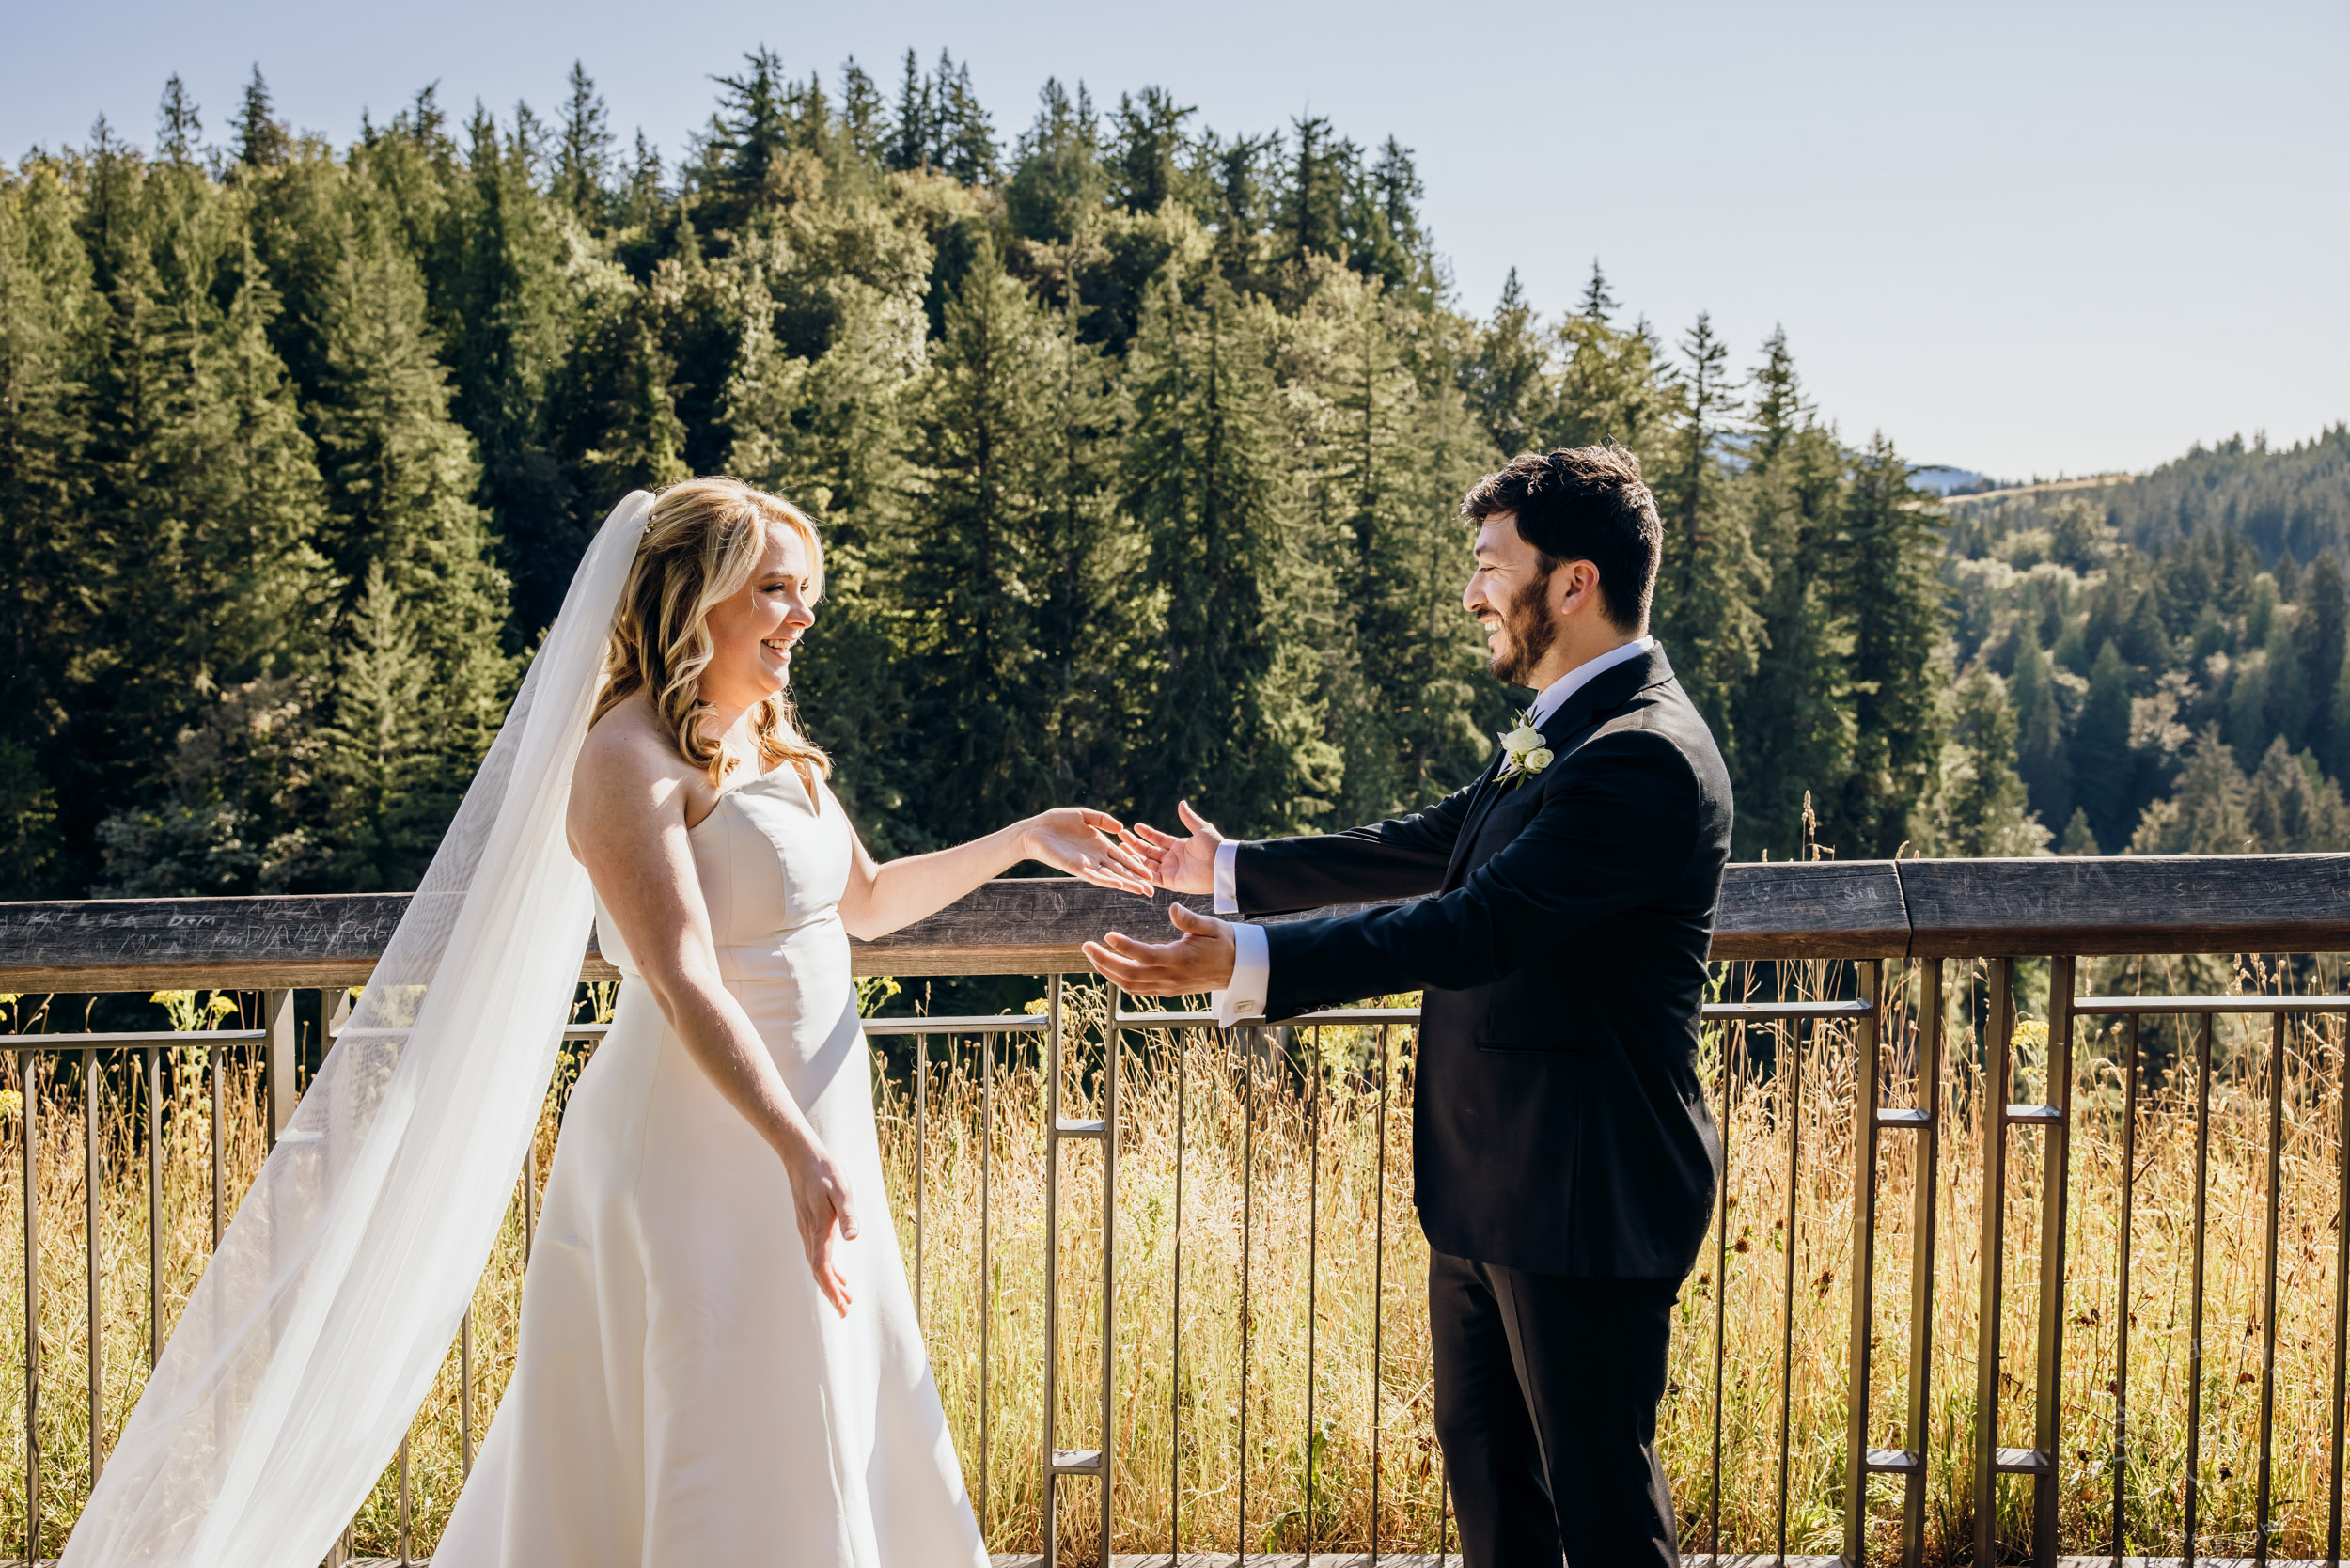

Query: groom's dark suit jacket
[{"left": 1234, "top": 645, "right": 1731, "bottom": 1278}]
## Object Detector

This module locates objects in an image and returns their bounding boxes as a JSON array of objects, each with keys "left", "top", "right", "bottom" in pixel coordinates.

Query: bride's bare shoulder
[{"left": 574, "top": 696, "right": 694, "bottom": 810}]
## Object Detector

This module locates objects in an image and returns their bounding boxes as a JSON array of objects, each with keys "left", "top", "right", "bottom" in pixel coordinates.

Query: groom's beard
[{"left": 1489, "top": 569, "right": 1559, "bottom": 686}]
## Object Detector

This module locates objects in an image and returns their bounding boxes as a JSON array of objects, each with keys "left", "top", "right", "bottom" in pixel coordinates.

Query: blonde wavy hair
[{"left": 593, "top": 478, "right": 832, "bottom": 800}]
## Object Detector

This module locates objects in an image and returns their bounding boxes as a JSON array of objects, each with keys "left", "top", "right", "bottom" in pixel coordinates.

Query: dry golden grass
[{"left": 1, "top": 962, "right": 2348, "bottom": 1564}]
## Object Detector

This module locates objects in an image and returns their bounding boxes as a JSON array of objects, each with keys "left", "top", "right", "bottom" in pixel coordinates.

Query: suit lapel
[
  {"left": 1440, "top": 646, "right": 1672, "bottom": 890},
  {"left": 1441, "top": 750, "right": 1510, "bottom": 890}
]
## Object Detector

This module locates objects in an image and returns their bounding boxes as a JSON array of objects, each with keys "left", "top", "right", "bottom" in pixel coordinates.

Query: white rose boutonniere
[{"left": 1496, "top": 709, "right": 1554, "bottom": 788}]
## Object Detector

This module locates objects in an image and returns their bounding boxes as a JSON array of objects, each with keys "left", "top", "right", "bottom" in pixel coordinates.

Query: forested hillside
[{"left": 0, "top": 53, "right": 2341, "bottom": 900}]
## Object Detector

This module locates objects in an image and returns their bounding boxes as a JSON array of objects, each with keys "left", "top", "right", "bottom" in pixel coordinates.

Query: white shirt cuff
[
  {"left": 1213, "top": 840, "right": 1241, "bottom": 914},
  {"left": 1211, "top": 918, "right": 1271, "bottom": 1027}
]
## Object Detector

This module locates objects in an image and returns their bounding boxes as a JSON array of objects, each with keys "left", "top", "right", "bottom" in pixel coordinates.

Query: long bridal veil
[{"left": 62, "top": 493, "right": 654, "bottom": 1568}]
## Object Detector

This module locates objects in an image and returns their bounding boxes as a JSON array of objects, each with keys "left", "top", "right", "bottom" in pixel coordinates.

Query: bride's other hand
[
  {"left": 1123, "top": 798, "right": 1223, "bottom": 896},
  {"left": 1022, "top": 808, "right": 1155, "bottom": 897},
  {"left": 786, "top": 1140, "right": 859, "bottom": 1317}
]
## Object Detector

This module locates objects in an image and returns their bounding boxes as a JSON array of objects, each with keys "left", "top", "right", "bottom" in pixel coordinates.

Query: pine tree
[
  {"left": 888, "top": 51, "right": 932, "bottom": 173},
  {"left": 313, "top": 188, "right": 512, "bottom": 886},
  {"left": 1577, "top": 259, "right": 1618, "bottom": 322},
  {"left": 1287, "top": 265, "right": 1490, "bottom": 823},
  {"left": 838, "top": 57, "right": 888, "bottom": 165},
  {"left": 899, "top": 240, "right": 1061, "bottom": 840},
  {"left": 937, "top": 54, "right": 997, "bottom": 185},
  {"left": 450, "top": 102, "right": 575, "bottom": 641},
  {"left": 1125, "top": 271, "right": 1337, "bottom": 834},
  {"left": 556, "top": 61, "right": 615, "bottom": 223},
  {"left": 231, "top": 66, "right": 291, "bottom": 170},
  {"left": 2010, "top": 623, "right": 2073, "bottom": 827},
  {"left": 1650, "top": 311, "right": 1762, "bottom": 738},
  {"left": 0, "top": 157, "right": 93, "bottom": 892},
  {"left": 2059, "top": 807, "right": 2100, "bottom": 854},
  {"left": 1731, "top": 328, "right": 1852, "bottom": 856},
  {"left": 1464, "top": 269, "right": 1548, "bottom": 458},
  {"left": 2130, "top": 726, "right": 2250, "bottom": 854},
  {"left": 1834, "top": 433, "right": 1947, "bottom": 855},
  {"left": 2245, "top": 735, "right": 2350, "bottom": 852},
  {"left": 2298, "top": 553, "right": 2348, "bottom": 762},
  {"left": 2073, "top": 638, "right": 2136, "bottom": 852},
  {"left": 1107, "top": 88, "right": 1193, "bottom": 213},
  {"left": 1006, "top": 79, "right": 1103, "bottom": 243},
  {"left": 1280, "top": 115, "right": 1344, "bottom": 263},
  {"left": 158, "top": 75, "right": 203, "bottom": 164},
  {"left": 1935, "top": 667, "right": 2048, "bottom": 856}
]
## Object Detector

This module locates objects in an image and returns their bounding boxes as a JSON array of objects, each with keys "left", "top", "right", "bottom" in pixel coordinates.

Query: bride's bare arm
[
  {"left": 567, "top": 721, "right": 859, "bottom": 1317},
  {"left": 836, "top": 805, "right": 1152, "bottom": 941}
]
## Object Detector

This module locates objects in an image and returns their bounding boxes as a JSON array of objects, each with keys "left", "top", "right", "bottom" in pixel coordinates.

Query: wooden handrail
[{"left": 1, "top": 853, "right": 2346, "bottom": 991}]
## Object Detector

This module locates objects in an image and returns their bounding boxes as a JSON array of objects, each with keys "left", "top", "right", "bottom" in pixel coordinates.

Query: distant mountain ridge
[{"left": 1925, "top": 427, "right": 2349, "bottom": 564}]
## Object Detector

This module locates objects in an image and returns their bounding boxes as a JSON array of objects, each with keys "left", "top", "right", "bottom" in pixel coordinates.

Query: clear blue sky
[{"left": 7, "top": 0, "right": 2342, "bottom": 482}]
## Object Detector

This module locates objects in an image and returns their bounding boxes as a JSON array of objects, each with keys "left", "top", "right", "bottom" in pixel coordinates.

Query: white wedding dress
[{"left": 434, "top": 763, "right": 989, "bottom": 1568}]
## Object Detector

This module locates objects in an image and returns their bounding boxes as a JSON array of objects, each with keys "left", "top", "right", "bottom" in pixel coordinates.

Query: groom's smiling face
[{"left": 1465, "top": 512, "right": 1559, "bottom": 686}]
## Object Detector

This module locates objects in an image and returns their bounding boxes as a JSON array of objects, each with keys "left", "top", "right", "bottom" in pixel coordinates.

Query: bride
[
  {"left": 437, "top": 478, "right": 1152, "bottom": 1564},
  {"left": 57, "top": 480, "right": 1152, "bottom": 1568}
]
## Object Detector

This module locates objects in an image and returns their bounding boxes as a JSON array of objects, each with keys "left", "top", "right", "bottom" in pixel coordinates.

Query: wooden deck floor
[{"left": 5, "top": 1552, "right": 2323, "bottom": 1566}]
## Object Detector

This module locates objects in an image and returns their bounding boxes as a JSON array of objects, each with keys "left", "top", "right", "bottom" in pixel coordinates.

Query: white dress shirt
[{"left": 1206, "top": 636, "right": 1655, "bottom": 1026}]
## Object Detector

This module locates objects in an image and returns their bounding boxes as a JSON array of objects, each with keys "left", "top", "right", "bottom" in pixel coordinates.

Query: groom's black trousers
[{"left": 1430, "top": 1250, "right": 1682, "bottom": 1568}]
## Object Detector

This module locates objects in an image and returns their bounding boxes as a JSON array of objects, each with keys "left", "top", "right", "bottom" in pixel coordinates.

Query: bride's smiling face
[{"left": 699, "top": 520, "right": 818, "bottom": 713}]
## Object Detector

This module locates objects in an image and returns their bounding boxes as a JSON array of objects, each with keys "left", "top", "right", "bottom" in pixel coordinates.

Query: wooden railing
[
  {"left": 6, "top": 854, "right": 2350, "bottom": 1567},
  {"left": 7, "top": 853, "right": 2349, "bottom": 990}
]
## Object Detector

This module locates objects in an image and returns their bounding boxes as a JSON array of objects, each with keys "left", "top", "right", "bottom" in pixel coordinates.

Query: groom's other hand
[
  {"left": 1124, "top": 799, "right": 1223, "bottom": 894},
  {"left": 1084, "top": 902, "right": 1236, "bottom": 996}
]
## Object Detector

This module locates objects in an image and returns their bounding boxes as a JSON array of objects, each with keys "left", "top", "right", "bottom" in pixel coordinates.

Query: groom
[{"left": 1088, "top": 444, "right": 1731, "bottom": 1567}]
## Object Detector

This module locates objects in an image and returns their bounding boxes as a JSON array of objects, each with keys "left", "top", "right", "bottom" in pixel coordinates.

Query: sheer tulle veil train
[{"left": 59, "top": 494, "right": 656, "bottom": 1568}]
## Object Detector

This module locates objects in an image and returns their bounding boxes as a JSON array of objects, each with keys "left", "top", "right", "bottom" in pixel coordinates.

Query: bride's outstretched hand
[
  {"left": 786, "top": 1139, "right": 859, "bottom": 1317},
  {"left": 1024, "top": 808, "right": 1155, "bottom": 897}
]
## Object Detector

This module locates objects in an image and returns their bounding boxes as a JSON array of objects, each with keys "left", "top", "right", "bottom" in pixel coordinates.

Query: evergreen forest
[{"left": 3, "top": 53, "right": 2347, "bottom": 902}]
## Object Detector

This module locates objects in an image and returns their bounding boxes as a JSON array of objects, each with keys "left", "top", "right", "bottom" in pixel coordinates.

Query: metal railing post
[
  {"left": 2030, "top": 956, "right": 2075, "bottom": 1566},
  {"left": 1843, "top": 960, "right": 1893, "bottom": 1565},
  {"left": 1901, "top": 960, "right": 1945, "bottom": 1568},
  {"left": 1974, "top": 957, "right": 2015, "bottom": 1565},
  {"left": 1044, "top": 974, "right": 1112, "bottom": 1566},
  {"left": 265, "top": 989, "right": 297, "bottom": 1148}
]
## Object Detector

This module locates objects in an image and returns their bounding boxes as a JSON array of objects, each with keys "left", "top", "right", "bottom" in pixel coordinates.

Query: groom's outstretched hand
[
  {"left": 1123, "top": 798, "right": 1224, "bottom": 894},
  {"left": 1084, "top": 902, "right": 1238, "bottom": 996}
]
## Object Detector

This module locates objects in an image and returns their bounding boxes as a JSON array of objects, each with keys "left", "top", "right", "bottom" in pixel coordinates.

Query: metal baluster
[
  {"left": 398, "top": 1432, "right": 413, "bottom": 1566},
  {"left": 26, "top": 1054, "right": 40, "bottom": 1566},
  {"left": 210, "top": 1042, "right": 224, "bottom": 1247},
  {"left": 265, "top": 990, "right": 296, "bottom": 1149},
  {"left": 2031, "top": 956, "right": 2076, "bottom": 1566},
  {"left": 2256, "top": 1011, "right": 2287, "bottom": 1564},
  {"left": 980, "top": 1027, "right": 994, "bottom": 1534},
  {"left": 1096, "top": 977, "right": 1116, "bottom": 1568},
  {"left": 1901, "top": 961, "right": 1945, "bottom": 1568},
  {"left": 1238, "top": 1027, "right": 1257, "bottom": 1566},
  {"left": 1709, "top": 1015, "right": 1739, "bottom": 1565},
  {"left": 460, "top": 1307, "right": 474, "bottom": 1474},
  {"left": 1045, "top": 1011, "right": 1059, "bottom": 1568},
  {"left": 1974, "top": 958, "right": 2016, "bottom": 1567},
  {"left": 2186, "top": 1012, "right": 2214, "bottom": 1563},
  {"left": 146, "top": 1047, "right": 160, "bottom": 1372},
  {"left": 2113, "top": 1011, "right": 2140, "bottom": 1566},
  {"left": 84, "top": 1046, "right": 102, "bottom": 1485},
  {"left": 1775, "top": 1016, "right": 1802, "bottom": 1563},
  {"left": 1169, "top": 1022, "right": 1190, "bottom": 1567},
  {"left": 1304, "top": 1026, "right": 1320, "bottom": 1567},
  {"left": 1369, "top": 1023, "right": 1388, "bottom": 1568},
  {"left": 1844, "top": 962, "right": 1885, "bottom": 1566},
  {"left": 2334, "top": 1010, "right": 2350, "bottom": 1567},
  {"left": 914, "top": 1031, "right": 926, "bottom": 1331}
]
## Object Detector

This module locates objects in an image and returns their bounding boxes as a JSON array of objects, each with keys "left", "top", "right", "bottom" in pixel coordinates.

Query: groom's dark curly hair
[{"left": 1460, "top": 443, "right": 1662, "bottom": 633}]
